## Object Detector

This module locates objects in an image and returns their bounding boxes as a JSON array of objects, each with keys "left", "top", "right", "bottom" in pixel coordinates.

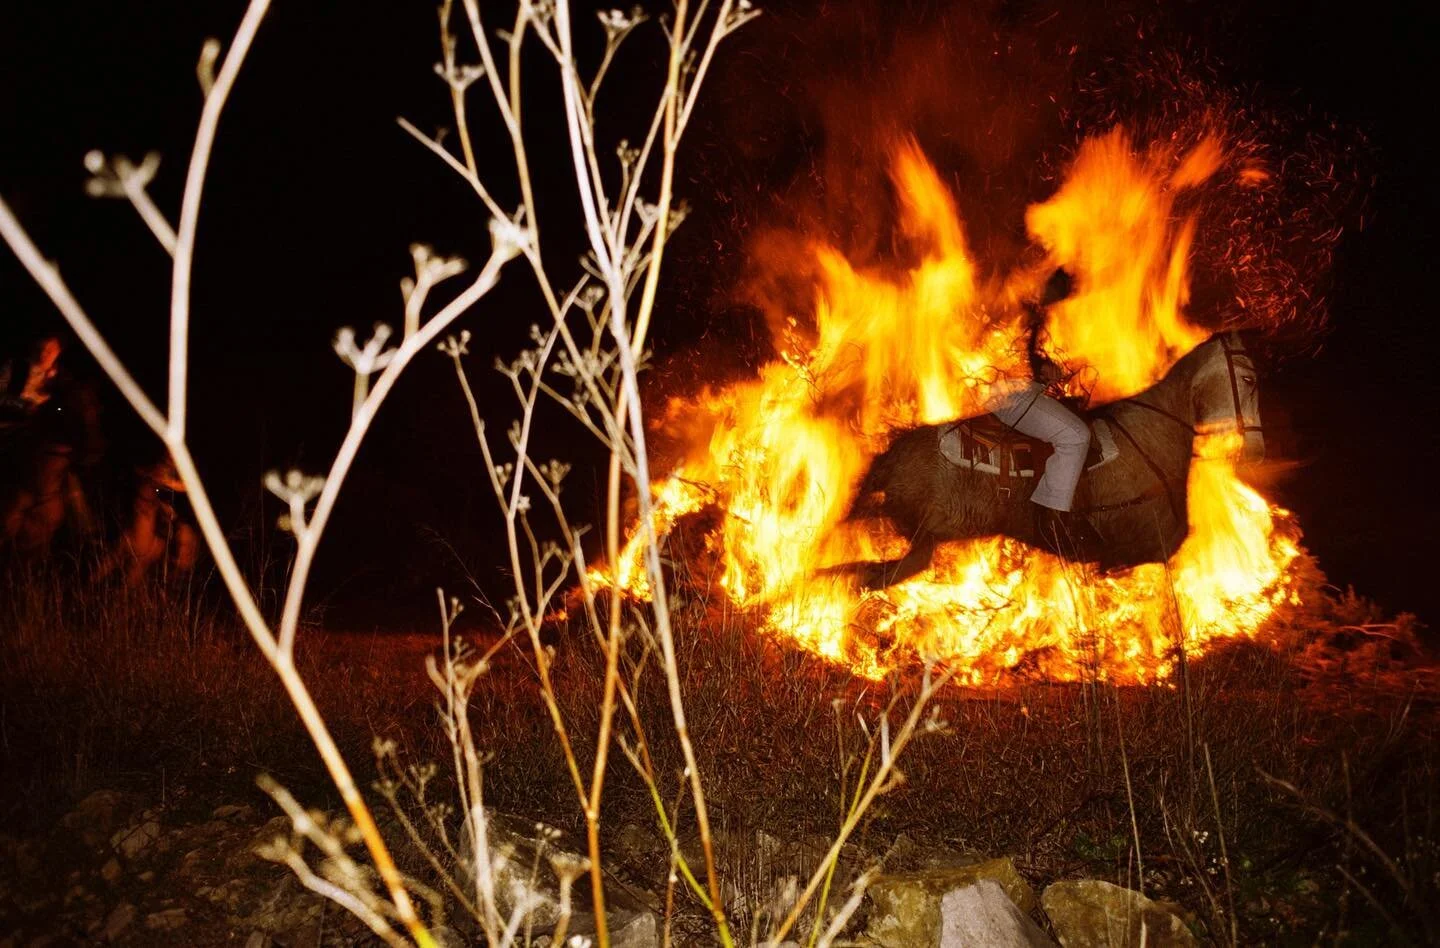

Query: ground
[{"left": 1, "top": 555, "right": 1437, "bottom": 945}]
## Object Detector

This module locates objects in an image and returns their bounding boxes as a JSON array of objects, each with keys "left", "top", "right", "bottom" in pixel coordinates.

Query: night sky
[{"left": 2, "top": 0, "right": 1436, "bottom": 627}]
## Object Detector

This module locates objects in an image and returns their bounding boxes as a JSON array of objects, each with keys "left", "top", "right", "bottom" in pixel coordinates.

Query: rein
[
  {"left": 1086, "top": 411, "right": 1183, "bottom": 522},
  {"left": 1079, "top": 333, "right": 1260, "bottom": 520},
  {"left": 1120, "top": 398, "right": 1195, "bottom": 434}
]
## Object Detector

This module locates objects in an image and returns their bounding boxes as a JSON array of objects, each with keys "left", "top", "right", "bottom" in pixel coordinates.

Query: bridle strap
[
  {"left": 1220, "top": 332, "right": 1264, "bottom": 438},
  {"left": 1222, "top": 332, "right": 1246, "bottom": 438},
  {"left": 1076, "top": 482, "right": 1167, "bottom": 515},
  {"left": 1127, "top": 334, "right": 1262, "bottom": 441}
]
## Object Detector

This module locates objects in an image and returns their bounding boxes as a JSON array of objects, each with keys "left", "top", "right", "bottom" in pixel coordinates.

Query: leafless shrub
[{"left": 3, "top": 0, "right": 954, "bottom": 944}]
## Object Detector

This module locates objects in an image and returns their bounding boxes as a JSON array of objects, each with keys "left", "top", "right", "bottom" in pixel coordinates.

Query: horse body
[{"left": 846, "top": 333, "right": 1262, "bottom": 584}]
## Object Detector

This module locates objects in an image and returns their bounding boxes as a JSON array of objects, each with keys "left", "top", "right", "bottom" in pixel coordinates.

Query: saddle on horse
[{"left": 937, "top": 404, "right": 1120, "bottom": 506}]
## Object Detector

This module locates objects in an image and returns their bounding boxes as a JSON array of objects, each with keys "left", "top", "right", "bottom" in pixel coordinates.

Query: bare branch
[
  {"left": 84, "top": 151, "right": 179, "bottom": 255},
  {"left": 0, "top": 196, "right": 169, "bottom": 436},
  {"left": 276, "top": 242, "right": 513, "bottom": 659},
  {"left": 396, "top": 116, "right": 508, "bottom": 222},
  {"left": 168, "top": 0, "right": 273, "bottom": 440}
]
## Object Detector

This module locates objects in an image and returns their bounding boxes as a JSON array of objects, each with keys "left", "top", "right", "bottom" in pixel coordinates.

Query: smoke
[{"left": 681, "top": 0, "right": 1370, "bottom": 362}]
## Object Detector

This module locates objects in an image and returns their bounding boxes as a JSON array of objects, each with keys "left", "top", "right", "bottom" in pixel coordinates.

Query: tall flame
[
  {"left": 600, "top": 129, "right": 1300, "bottom": 684},
  {"left": 1027, "top": 131, "right": 1218, "bottom": 401}
]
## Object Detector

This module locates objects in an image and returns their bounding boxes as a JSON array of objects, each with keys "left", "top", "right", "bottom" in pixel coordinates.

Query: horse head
[{"left": 1188, "top": 331, "right": 1264, "bottom": 464}]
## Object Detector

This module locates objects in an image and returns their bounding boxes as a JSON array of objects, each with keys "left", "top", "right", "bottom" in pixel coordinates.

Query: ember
[{"left": 598, "top": 130, "right": 1303, "bottom": 684}]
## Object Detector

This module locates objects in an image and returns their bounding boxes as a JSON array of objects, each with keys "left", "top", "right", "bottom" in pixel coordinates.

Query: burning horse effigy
[{"left": 595, "top": 129, "right": 1331, "bottom": 685}]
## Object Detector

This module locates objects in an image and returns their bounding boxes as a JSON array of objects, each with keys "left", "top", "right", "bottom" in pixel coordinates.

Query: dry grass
[
  {"left": 489, "top": 544, "right": 1439, "bottom": 943},
  {"left": 3, "top": 545, "right": 1436, "bottom": 944},
  {"left": 0, "top": 556, "right": 439, "bottom": 831}
]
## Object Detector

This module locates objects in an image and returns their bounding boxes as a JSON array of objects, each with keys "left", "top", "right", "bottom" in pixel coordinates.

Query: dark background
[{"left": 2, "top": 0, "right": 1435, "bottom": 626}]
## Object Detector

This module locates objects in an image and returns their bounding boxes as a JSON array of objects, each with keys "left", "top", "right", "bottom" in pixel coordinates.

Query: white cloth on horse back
[{"left": 986, "top": 381, "right": 1090, "bottom": 512}]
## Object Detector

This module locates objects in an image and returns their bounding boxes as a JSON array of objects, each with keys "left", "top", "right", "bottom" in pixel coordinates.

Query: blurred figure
[
  {"left": 982, "top": 269, "right": 1100, "bottom": 554},
  {"left": 1, "top": 334, "right": 102, "bottom": 552},
  {"left": 0, "top": 335, "right": 63, "bottom": 414},
  {"left": 97, "top": 455, "right": 199, "bottom": 586}
]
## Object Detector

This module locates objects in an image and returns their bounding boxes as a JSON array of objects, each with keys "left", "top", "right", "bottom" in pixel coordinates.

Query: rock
[
  {"left": 81, "top": 900, "right": 109, "bottom": 933},
  {"left": 193, "top": 819, "right": 235, "bottom": 840},
  {"left": 100, "top": 857, "right": 122, "bottom": 883},
  {"left": 476, "top": 813, "right": 585, "bottom": 929},
  {"left": 238, "top": 873, "right": 325, "bottom": 936},
  {"left": 254, "top": 814, "right": 291, "bottom": 839},
  {"left": 177, "top": 846, "right": 208, "bottom": 879},
  {"left": 283, "top": 920, "right": 323, "bottom": 947},
  {"left": 110, "top": 819, "right": 162, "bottom": 860},
  {"left": 60, "top": 790, "right": 135, "bottom": 848},
  {"left": 554, "top": 879, "right": 660, "bottom": 947},
  {"left": 940, "top": 881, "right": 1055, "bottom": 947},
  {"left": 613, "top": 910, "right": 660, "bottom": 947},
  {"left": 13, "top": 840, "right": 42, "bottom": 879},
  {"left": 213, "top": 804, "right": 252, "bottom": 821},
  {"left": 145, "top": 907, "right": 189, "bottom": 930},
  {"left": 428, "top": 925, "right": 466, "bottom": 948},
  {"left": 1041, "top": 880, "right": 1197, "bottom": 947},
  {"left": 923, "top": 848, "right": 987, "bottom": 871},
  {"left": 568, "top": 908, "right": 658, "bottom": 948},
  {"left": 676, "top": 826, "right": 869, "bottom": 928},
  {"left": 10, "top": 888, "right": 55, "bottom": 916},
  {"left": 102, "top": 902, "right": 136, "bottom": 940},
  {"left": 468, "top": 810, "right": 667, "bottom": 942},
  {"left": 243, "top": 933, "right": 271, "bottom": 948},
  {"left": 865, "top": 858, "right": 1037, "bottom": 948}
]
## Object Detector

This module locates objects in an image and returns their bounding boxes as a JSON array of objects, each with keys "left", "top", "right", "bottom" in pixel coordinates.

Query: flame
[
  {"left": 599, "top": 130, "right": 1301, "bottom": 684},
  {"left": 1025, "top": 129, "right": 1217, "bottom": 402}
]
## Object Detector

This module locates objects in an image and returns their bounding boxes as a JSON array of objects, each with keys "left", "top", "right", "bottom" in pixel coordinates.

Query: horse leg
[
  {"left": 859, "top": 532, "right": 938, "bottom": 589},
  {"left": 2, "top": 487, "right": 32, "bottom": 545}
]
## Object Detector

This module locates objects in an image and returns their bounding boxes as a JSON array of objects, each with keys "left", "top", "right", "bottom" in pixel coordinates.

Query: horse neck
[
  {"left": 1123, "top": 347, "right": 1203, "bottom": 428},
  {"left": 1101, "top": 344, "right": 1209, "bottom": 481}
]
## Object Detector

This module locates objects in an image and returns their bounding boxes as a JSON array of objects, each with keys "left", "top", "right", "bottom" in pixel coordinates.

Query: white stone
[
  {"left": 941, "top": 880, "right": 1056, "bottom": 947},
  {"left": 144, "top": 907, "right": 189, "bottom": 930}
]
